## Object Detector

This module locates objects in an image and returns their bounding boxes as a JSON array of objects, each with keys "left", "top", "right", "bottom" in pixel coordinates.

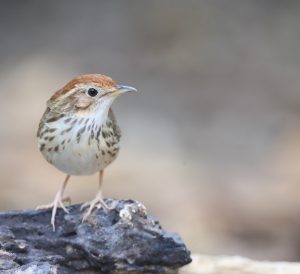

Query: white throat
[{"left": 93, "top": 96, "right": 115, "bottom": 126}]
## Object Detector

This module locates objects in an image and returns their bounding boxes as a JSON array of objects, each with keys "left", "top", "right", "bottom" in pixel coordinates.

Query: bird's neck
[{"left": 92, "top": 98, "right": 115, "bottom": 127}]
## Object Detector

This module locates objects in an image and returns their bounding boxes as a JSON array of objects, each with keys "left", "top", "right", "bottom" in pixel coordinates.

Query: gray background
[{"left": 1, "top": 0, "right": 300, "bottom": 260}]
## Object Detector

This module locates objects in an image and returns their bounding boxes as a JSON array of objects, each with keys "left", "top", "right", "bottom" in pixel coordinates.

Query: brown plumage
[{"left": 51, "top": 74, "right": 117, "bottom": 101}]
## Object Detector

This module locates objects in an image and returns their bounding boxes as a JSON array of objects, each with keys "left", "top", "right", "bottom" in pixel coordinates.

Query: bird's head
[{"left": 48, "top": 74, "right": 137, "bottom": 114}]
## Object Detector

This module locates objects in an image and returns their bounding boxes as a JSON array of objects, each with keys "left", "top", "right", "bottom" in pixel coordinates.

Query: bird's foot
[
  {"left": 81, "top": 194, "right": 113, "bottom": 223},
  {"left": 36, "top": 193, "right": 71, "bottom": 231},
  {"left": 36, "top": 196, "right": 71, "bottom": 210}
]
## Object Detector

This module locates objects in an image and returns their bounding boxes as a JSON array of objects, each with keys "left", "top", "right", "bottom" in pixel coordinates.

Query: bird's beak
[{"left": 108, "top": 85, "right": 137, "bottom": 97}]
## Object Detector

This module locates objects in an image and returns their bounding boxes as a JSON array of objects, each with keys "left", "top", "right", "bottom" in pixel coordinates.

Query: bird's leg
[
  {"left": 37, "top": 175, "right": 71, "bottom": 231},
  {"left": 81, "top": 170, "right": 112, "bottom": 222}
]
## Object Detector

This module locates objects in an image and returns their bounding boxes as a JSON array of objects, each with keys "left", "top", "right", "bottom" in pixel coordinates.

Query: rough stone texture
[
  {"left": 180, "top": 254, "right": 300, "bottom": 274},
  {"left": 0, "top": 199, "right": 191, "bottom": 274}
]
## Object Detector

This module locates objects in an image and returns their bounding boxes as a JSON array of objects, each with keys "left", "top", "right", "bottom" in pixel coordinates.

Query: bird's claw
[
  {"left": 81, "top": 194, "right": 113, "bottom": 223},
  {"left": 38, "top": 201, "right": 69, "bottom": 214},
  {"left": 36, "top": 196, "right": 71, "bottom": 212},
  {"left": 36, "top": 195, "right": 71, "bottom": 231}
]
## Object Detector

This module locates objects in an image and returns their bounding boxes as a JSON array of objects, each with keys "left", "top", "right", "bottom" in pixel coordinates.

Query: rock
[
  {"left": 0, "top": 199, "right": 191, "bottom": 274},
  {"left": 180, "top": 254, "right": 300, "bottom": 274}
]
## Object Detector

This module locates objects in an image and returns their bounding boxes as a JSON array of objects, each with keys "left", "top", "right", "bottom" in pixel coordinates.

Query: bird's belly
[
  {"left": 49, "top": 144, "right": 100, "bottom": 176},
  {"left": 38, "top": 114, "right": 120, "bottom": 176},
  {"left": 43, "top": 138, "right": 119, "bottom": 176}
]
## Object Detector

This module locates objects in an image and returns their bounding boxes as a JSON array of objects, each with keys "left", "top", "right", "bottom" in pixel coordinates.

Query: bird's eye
[{"left": 87, "top": 88, "right": 98, "bottom": 97}]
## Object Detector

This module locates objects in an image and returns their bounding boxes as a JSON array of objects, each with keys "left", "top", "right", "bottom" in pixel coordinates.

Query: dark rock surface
[{"left": 0, "top": 199, "right": 191, "bottom": 273}]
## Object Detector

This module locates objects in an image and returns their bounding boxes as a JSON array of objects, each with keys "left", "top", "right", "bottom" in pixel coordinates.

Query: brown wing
[
  {"left": 37, "top": 106, "right": 65, "bottom": 138},
  {"left": 108, "top": 108, "right": 121, "bottom": 142},
  {"left": 37, "top": 107, "right": 51, "bottom": 137}
]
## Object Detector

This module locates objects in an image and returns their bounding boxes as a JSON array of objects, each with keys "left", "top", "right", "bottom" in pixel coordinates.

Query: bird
[{"left": 36, "top": 74, "right": 137, "bottom": 231}]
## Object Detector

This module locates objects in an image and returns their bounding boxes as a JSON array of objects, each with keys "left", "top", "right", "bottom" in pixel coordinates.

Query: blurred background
[{"left": 1, "top": 0, "right": 300, "bottom": 261}]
